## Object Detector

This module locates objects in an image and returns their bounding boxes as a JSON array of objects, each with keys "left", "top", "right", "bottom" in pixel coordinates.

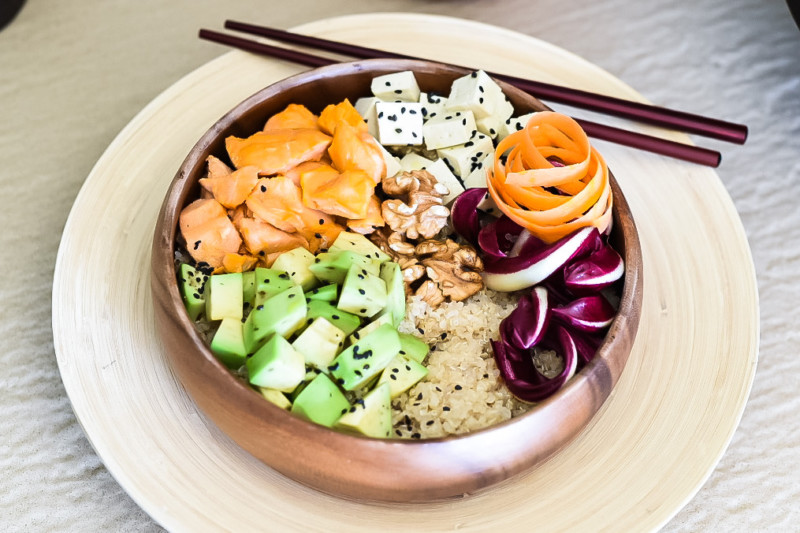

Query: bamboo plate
[{"left": 52, "top": 13, "right": 758, "bottom": 531}]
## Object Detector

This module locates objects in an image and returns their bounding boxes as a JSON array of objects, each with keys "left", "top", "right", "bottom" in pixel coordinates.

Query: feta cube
[
  {"left": 422, "top": 111, "right": 477, "bottom": 150},
  {"left": 354, "top": 96, "right": 380, "bottom": 138},
  {"left": 375, "top": 102, "right": 424, "bottom": 146},
  {"left": 476, "top": 98, "right": 515, "bottom": 139},
  {"left": 418, "top": 92, "right": 448, "bottom": 122},
  {"left": 436, "top": 131, "right": 494, "bottom": 178},
  {"left": 399, "top": 152, "right": 435, "bottom": 172},
  {"left": 498, "top": 112, "right": 537, "bottom": 139},
  {"left": 445, "top": 70, "right": 506, "bottom": 120},
  {"left": 424, "top": 159, "right": 464, "bottom": 204},
  {"left": 371, "top": 71, "right": 421, "bottom": 102},
  {"left": 462, "top": 153, "right": 494, "bottom": 189}
]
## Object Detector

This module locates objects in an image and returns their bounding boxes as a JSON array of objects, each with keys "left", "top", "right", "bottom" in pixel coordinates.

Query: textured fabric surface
[{"left": 1, "top": 0, "right": 797, "bottom": 530}]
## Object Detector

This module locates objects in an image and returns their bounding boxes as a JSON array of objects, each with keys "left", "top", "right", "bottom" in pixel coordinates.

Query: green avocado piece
[
  {"left": 304, "top": 283, "right": 338, "bottom": 303},
  {"left": 337, "top": 264, "right": 387, "bottom": 318},
  {"left": 254, "top": 267, "right": 295, "bottom": 307},
  {"left": 329, "top": 323, "right": 401, "bottom": 391},
  {"left": 178, "top": 263, "right": 207, "bottom": 321},
  {"left": 210, "top": 317, "right": 247, "bottom": 369},
  {"left": 243, "top": 285, "right": 307, "bottom": 353},
  {"left": 291, "top": 373, "right": 350, "bottom": 427},
  {"left": 306, "top": 300, "right": 361, "bottom": 337},
  {"left": 271, "top": 247, "right": 318, "bottom": 291},
  {"left": 246, "top": 333, "right": 306, "bottom": 392},
  {"left": 205, "top": 272, "right": 244, "bottom": 321},
  {"left": 335, "top": 382, "right": 392, "bottom": 438},
  {"left": 309, "top": 251, "right": 381, "bottom": 285},
  {"left": 348, "top": 313, "right": 393, "bottom": 346},
  {"left": 258, "top": 388, "right": 292, "bottom": 410},
  {"left": 377, "top": 261, "right": 405, "bottom": 326},
  {"left": 378, "top": 353, "right": 429, "bottom": 398},
  {"left": 242, "top": 270, "right": 256, "bottom": 309},
  {"left": 329, "top": 231, "right": 391, "bottom": 263},
  {"left": 397, "top": 332, "right": 430, "bottom": 364},
  {"left": 292, "top": 317, "right": 345, "bottom": 371}
]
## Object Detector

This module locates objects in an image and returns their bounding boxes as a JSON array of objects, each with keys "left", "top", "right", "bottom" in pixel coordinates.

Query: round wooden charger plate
[{"left": 53, "top": 13, "right": 758, "bottom": 532}]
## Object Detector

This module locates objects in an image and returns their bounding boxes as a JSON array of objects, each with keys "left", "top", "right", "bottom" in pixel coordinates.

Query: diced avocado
[
  {"left": 306, "top": 300, "right": 361, "bottom": 337},
  {"left": 348, "top": 313, "right": 393, "bottom": 346},
  {"left": 291, "top": 373, "right": 350, "bottom": 427},
  {"left": 304, "top": 283, "right": 338, "bottom": 302},
  {"left": 178, "top": 263, "right": 207, "bottom": 321},
  {"left": 377, "top": 261, "right": 405, "bottom": 326},
  {"left": 205, "top": 272, "right": 243, "bottom": 321},
  {"left": 398, "top": 332, "right": 430, "bottom": 364},
  {"left": 378, "top": 353, "right": 429, "bottom": 398},
  {"left": 254, "top": 267, "right": 295, "bottom": 307},
  {"left": 309, "top": 251, "right": 381, "bottom": 284},
  {"left": 329, "top": 323, "right": 401, "bottom": 390},
  {"left": 292, "top": 317, "right": 345, "bottom": 370},
  {"left": 271, "top": 247, "right": 318, "bottom": 291},
  {"left": 259, "top": 388, "right": 292, "bottom": 410},
  {"left": 288, "top": 367, "right": 322, "bottom": 401},
  {"left": 246, "top": 334, "right": 306, "bottom": 392},
  {"left": 329, "top": 231, "right": 391, "bottom": 263},
  {"left": 243, "top": 285, "right": 307, "bottom": 353},
  {"left": 242, "top": 270, "right": 256, "bottom": 310},
  {"left": 210, "top": 317, "right": 247, "bottom": 368},
  {"left": 337, "top": 265, "right": 387, "bottom": 318},
  {"left": 335, "top": 382, "right": 392, "bottom": 438}
]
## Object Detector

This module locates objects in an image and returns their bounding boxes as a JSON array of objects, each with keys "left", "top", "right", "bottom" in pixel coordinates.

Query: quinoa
[{"left": 394, "top": 290, "right": 533, "bottom": 439}]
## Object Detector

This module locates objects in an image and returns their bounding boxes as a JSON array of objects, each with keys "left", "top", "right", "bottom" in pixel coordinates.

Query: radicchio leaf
[
  {"left": 563, "top": 244, "right": 624, "bottom": 294},
  {"left": 551, "top": 294, "right": 616, "bottom": 333}
]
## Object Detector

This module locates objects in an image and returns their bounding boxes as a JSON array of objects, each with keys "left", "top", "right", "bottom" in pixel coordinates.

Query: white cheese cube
[
  {"left": 422, "top": 111, "right": 477, "bottom": 150},
  {"left": 498, "top": 112, "right": 537, "bottom": 139},
  {"left": 399, "top": 153, "right": 435, "bottom": 172},
  {"left": 419, "top": 92, "right": 448, "bottom": 122},
  {"left": 377, "top": 143, "right": 402, "bottom": 178},
  {"left": 355, "top": 97, "right": 380, "bottom": 138},
  {"left": 476, "top": 190, "right": 501, "bottom": 215},
  {"left": 371, "top": 71, "right": 421, "bottom": 102},
  {"left": 462, "top": 152, "right": 494, "bottom": 189},
  {"left": 436, "top": 131, "right": 494, "bottom": 178},
  {"left": 476, "top": 98, "right": 515, "bottom": 139},
  {"left": 445, "top": 70, "right": 506, "bottom": 120},
  {"left": 375, "top": 102, "right": 424, "bottom": 146},
  {"left": 424, "top": 159, "right": 464, "bottom": 204}
]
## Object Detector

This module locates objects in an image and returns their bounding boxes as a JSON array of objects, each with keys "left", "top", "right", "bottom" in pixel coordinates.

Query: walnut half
[
  {"left": 381, "top": 170, "right": 450, "bottom": 240},
  {"left": 416, "top": 239, "right": 484, "bottom": 303}
]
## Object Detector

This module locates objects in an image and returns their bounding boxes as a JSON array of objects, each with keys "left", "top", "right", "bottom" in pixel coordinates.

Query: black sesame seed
[
  {"left": 409, "top": 109, "right": 417, "bottom": 114},
  {"left": 412, "top": 433, "right": 421, "bottom": 439},
  {"left": 416, "top": 392, "right": 423, "bottom": 400},
  {"left": 421, "top": 108, "right": 428, "bottom": 116},
  {"left": 479, "top": 85, "right": 485, "bottom": 93},
  {"left": 443, "top": 406, "right": 451, "bottom": 411},
  {"left": 394, "top": 128, "right": 402, "bottom": 134},
  {"left": 363, "top": 364, "right": 370, "bottom": 369},
  {"left": 341, "top": 408, "right": 348, "bottom": 415},
  {"left": 258, "top": 251, "right": 265, "bottom": 256},
  {"left": 464, "top": 141, "right": 474, "bottom": 147},
  {"left": 315, "top": 233, "right": 322, "bottom": 239},
  {"left": 354, "top": 370, "right": 362, "bottom": 377},
  {"left": 394, "top": 89, "right": 402, "bottom": 94},
  {"left": 358, "top": 289, "right": 365, "bottom": 295},
  {"left": 405, "top": 365, "right": 411, "bottom": 371},
  {"left": 192, "top": 292, "right": 200, "bottom": 299},
  {"left": 395, "top": 430, "right": 402, "bottom": 436},
  {"left": 288, "top": 293, "right": 295, "bottom": 299},
  {"left": 440, "top": 332, "right": 447, "bottom": 340},
  {"left": 401, "top": 106, "right": 406, "bottom": 113},
  {"left": 256, "top": 305, "right": 264, "bottom": 310},
  {"left": 435, "top": 386, "right": 442, "bottom": 392},
  {"left": 360, "top": 308, "right": 367, "bottom": 313},
  {"left": 455, "top": 385, "right": 462, "bottom": 390},
  {"left": 483, "top": 373, "right": 489, "bottom": 378},
  {"left": 390, "top": 374, "right": 397, "bottom": 380},
  {"left": 471, "top": 71, "right": 477, "bottom": 78},
  {"left": 307, "top": 318, "right": 313, "bottom": 324},
  {"left": 260, "top": 184, "right": 267, "bottom": 192},
  {"left": 462, "top": 118, "right": 467, "bottom": 126},
  {"left": 378, "top": 111, "right": 384, "bottom": 118},
  {"left": 332, "top": 314, "right": 340, "bottom": 320},
  {"left": 490, "top": 128, "right": 496, "bottom": 135},
  {"left": 193, "top": 240, "right": 201, "bottom": 250},
  {"left": 426, "top": 420, "right": 434, "bottom": 426},
  {"left": 337, "top": 378, "right": 345, "bottom": 385},
  {"left": 417, "top": 327, "right": 425, "bottom": 334},
  {"left": 479, "top": 97, "right": 484, "bottom": 104},
  {"left": 319, "top": 218, "right": 325, "bottom": 225},
  {"left": 353, "top": 332, "right": 360, "bottom": 340},
  {"left": 399, "top": 350, "right": 406, "bottom": 355}
]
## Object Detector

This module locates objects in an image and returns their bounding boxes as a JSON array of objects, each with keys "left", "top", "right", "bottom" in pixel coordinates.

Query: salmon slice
[
  {"left": 234, "top": 216, "right": 308, "bottom": 257},
  {"left": 206, "top": 154, "right": 233, "bottom": 179},
  {"left": 318, "top": 99, "right": 368, "bottom": 136},
  {"left": 302, "top": 169, "right": 375, "bottom": 219},
  {"left": 179, "top": 198, "right": 243, "bottom": 270},
  {"left": 327, "top": 121, "right": 386, "bottom": 185},
  {"left": 226, "top": 129, "right": 331, "bottom": 175},
  {"left": 284, "top": 160, "right": 330, "bottom": 187},
  {"left": 264, "top": 104, "right": 320, "bottom": 132},
  {"left": 246, "top": 175, "right": 306, "bottom": 232},
  {"left": 347, "top": 194, "right": 384, "bottom": 235},
  {"left": 199, "top": 164, "right": 259, "bottom": 209},
  {"left": 296, "top": 205, "right": 346, "bottom": 253},
  {"left": 222, "top": 253, "right": 259, "bottom": 273}
]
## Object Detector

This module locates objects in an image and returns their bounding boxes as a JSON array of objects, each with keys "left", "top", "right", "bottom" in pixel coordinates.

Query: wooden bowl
[{"left": 150, "top": 58, "right": 643, "bottom": 503}]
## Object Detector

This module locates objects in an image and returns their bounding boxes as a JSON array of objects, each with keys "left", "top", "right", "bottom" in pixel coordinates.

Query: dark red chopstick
[
  {"left": 224, "top": 20, "right": 747, "bottom": 146},
  {"left": 198, "top": 28, "right": 722, "bottom": 167}
]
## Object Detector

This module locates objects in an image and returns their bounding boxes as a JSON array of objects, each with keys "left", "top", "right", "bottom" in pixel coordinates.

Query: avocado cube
[
  {"left": 291, "top": 373, "right": 350, "bottom": 427},
  {"left": 309, "top": 251, "right": 381, "bottom": 285},
  {"left": 205, "top": 273, "right": 243, "bottom": 321},
  {"left": 329, "top": 323, "right": 401, "bottom": 390},
  {"left": 292, "top": 317, "right": 345, "bottom": 371},
  {"left": 348, "top": 313, "right": 393, "bottom": 346},
  {"left": 243, "top": 285, "right": 307, "bottom": 353},
  {"left": 272, "top": 247, "right": 318, "bottom": 291},
  {"left": 254, "top": 267, "right": 295, "bottom": 307},
  {"left": 178, "top": 263, "right": 207, "bottom": 321},
  {"left": 337, "top": 265, "right": 387, "bottom": 318},
  {"left": 335, "top": 382, "right": 392, "bottom": 438},
  {"left": 210, "top": 317, "right": 247, "bottom": 369},
  {"left": 398, "top": 332, "right": 430, "bottom": 364},
  {"left": 304, "top": 283, "right": 338, "bottom": 303},
  {"left": 242, "top": 270, "right": 256, "bottom": 309},
  {"left": 246, "top": 334, "right": 306, "bottom": 392},
  {"left": 377, "top": 261, "right": 406, "bottom": 326},
  {"left": 306, "top": 300, "right": 361, "bottom": 337},
  {"left": 378, "top": 353, "right": 429, "bottom": 398},
  {"left": 329, "top": 231, "right": 391, "bottom": 263},
  {"left": 259, "top": 388, "right": 292, "bottom": 410}
]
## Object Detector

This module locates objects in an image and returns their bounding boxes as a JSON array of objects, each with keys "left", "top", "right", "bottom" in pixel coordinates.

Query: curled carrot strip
[{"left": 487, "top": 111, "right": 613, "bottom": 243}]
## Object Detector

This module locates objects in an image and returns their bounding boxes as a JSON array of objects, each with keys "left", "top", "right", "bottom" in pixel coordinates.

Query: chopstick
[{"left": 198, "top": 28, "right": 724, "bottom": 167}]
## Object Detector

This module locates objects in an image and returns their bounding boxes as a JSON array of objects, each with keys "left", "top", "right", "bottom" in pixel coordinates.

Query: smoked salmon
[
  {"left": 226, "top": 128, "right": 332, "bottom": 176},
  {"left": 234, "top": 215, "right": 308, "bottom": 257},
  {"left": 179, "top": 198, "right": 242, "bottom": 271},
  {"left": 263, "top": 103, "right": 320, "bottom": 132},
  {"left": 199, "top": 158, "right": 259, "bottom": 209},
  {"left": 327, "top": 121, "right": 386, "bottom": 185},
  {"left": 318, "top": 99, "right": 368, "bottom": 136},
  {"left": 246, "top": 176, "right": 306, "bottom": 232},
  {"left": 302, "top": 168, "right": 375, "bottom": 219},
  {"left": 346, "top": 194, "right": 384, "bottom": 234}
]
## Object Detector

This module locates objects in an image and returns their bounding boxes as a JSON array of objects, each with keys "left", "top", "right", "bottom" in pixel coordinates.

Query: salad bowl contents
[{"left": 151, "top": 59, "right": 642, "bottom": 501}]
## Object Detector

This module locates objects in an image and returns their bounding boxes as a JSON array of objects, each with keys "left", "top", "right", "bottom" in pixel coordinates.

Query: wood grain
[{"left": 52, "top": 13, "right": 758, "bottom": 531}]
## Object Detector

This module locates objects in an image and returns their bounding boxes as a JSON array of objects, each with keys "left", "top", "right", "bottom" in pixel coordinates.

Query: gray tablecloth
[{"left": 2, "top": 0, "right": 798, "bottom": 530}]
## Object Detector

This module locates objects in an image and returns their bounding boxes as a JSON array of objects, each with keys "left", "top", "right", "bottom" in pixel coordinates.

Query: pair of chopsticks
[{"left": 198, "top": 20, "right": 748, "bottom": 168}]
